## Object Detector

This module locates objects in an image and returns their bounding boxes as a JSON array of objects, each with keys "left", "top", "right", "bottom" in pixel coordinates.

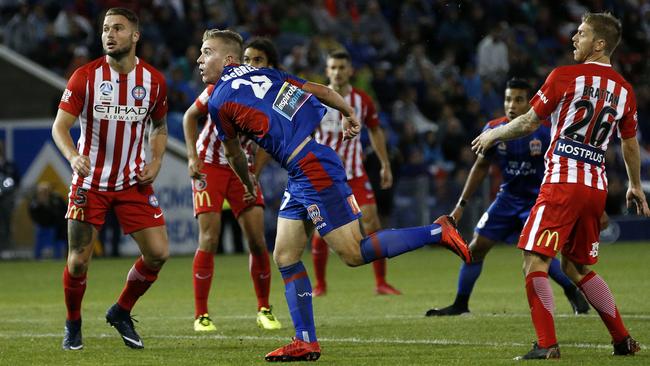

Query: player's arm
[
  {"left": 253, "top": 147, "right": 271, "bottom": 180},
  {"left": 182, "top": 103, "right": 204, "bottom": 179},
  {"left": 52, "top": 109, "right": 90, "bottom": 177},
  {"left": 620, "top": 136, "right": 650, "bottom": 216},
  {"left": 137, "top": 116, "right": 168, "bottom": 185},
  {"left": 302, "top": 81, "right": 360, "bottom": 139},
  {"left": 471, "top": 108, "right": 540, "bottom": 156},
  {"left": 450, "top": 154, "right": 491, "bottom": 223},
  {"left": 223, "top": 136, "right": 257, "bottom": 202},
  {"left": 367, "top": 125, "right": 392, "bottom": 189}
]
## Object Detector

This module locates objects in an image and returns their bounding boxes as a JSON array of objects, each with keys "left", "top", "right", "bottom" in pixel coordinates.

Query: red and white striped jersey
[
  {"left": 194, "top": 85, "right": 256, "bottom": 169},
  {"left": 59, "top": 56, "right": 168, "bottom": 191},
  {"left": 530, "top": 62, "right": 638, "bottom": 190},
  {"left": 314, "top": 87, "right": 380, "bottom": 180}
]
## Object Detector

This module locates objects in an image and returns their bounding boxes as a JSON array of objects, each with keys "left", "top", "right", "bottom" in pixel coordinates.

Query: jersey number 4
[
  {"left": 564, "top": 99, "right": 616, "bottom": 147},
  {"left": 232, "top": 75, "right": 272, "bottom": 99}
]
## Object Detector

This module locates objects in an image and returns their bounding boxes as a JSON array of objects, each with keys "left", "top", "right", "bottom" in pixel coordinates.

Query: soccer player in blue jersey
[
  {"left": 197, "top": 29, "right": 471, "bottom": 362},
  {"left": 425, "top": 79, "right": 590, "bottom": 317}
]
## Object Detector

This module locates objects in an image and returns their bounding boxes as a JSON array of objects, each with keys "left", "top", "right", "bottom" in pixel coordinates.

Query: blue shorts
[
  {"left": 279, "top": 140, "right": 362, "bottom": 236},
  {"left": 475, "top": 191, "right": 536, "bottom": 244}
]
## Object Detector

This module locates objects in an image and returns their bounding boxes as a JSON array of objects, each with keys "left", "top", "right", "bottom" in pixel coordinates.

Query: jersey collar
[{"left": 584, "top": 61, "right": 611, "bottom": 67}]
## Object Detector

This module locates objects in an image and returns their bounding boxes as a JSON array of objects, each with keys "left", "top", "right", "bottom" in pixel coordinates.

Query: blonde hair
[
  {"left": 582, "top": 12, "right": 622, "bottom": 56},
  {"left": 202, "top": 29, "right": 244, "bottom": 61}
]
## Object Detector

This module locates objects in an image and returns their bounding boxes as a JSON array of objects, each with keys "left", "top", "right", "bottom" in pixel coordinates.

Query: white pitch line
[{"left": 0, "top": 332, "right": 617, "bottom": 350}]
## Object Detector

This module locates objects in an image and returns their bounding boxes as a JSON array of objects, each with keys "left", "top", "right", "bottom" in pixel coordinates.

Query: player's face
[
  {"left": 504, "top": 88, "right": 530, "bottom": 121},
  {"left": 198, "top": 39, "right": 232, "bottom": 84},
  {"left": 572, "top": 22, "right": 596, "bottom": 63},
  {"left": 326, "top": 58, "right": 352, "bottom": 87},
  {"left": 243, "top": 47, "right": 270, "bottom": 68},
  {"left": 102, "top": 15, "right": 139, "bottom": 60}
]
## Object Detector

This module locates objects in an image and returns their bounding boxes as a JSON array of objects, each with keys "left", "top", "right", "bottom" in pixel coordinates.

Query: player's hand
[
  {"left": 137, "top": 159, "right": 162, "bottom": 185},
  {"left": 342, "top": 115, "right": 361, "bottom": 140},
  {"left": 450, "top": 206, "right": 464, "bottom": 224},
  {"left": 380, "top": 165, "right": 393, "bottom": 189},
  {"left": 626, "top": 186, "right": 650, "bottom": 217},
  {"left": 242, "top": 174, "right": 257, "bottom": 203},
  {"left": 471, "top": 129, "right": 496, "bottom": 157},
  {"left": 188, "top": 156, "right": 204, "bottom": 179},
  {"left": 70, "top": 154, "right": 91, "bottom": 177}
]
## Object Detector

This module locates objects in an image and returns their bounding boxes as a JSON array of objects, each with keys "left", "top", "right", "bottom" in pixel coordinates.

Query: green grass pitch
[{"left": 0, "top": 242, "right": 648, "bottom": 365}]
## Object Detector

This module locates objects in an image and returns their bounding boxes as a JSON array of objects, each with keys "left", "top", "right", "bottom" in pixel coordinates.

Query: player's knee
[
  {"left": 198, "top": 231, "right": 219, "bottom": 252},
  {"left": 339, "top": 251, "right": 364, "bottom": 267},
  {"left": 248, "top": 237, "right": 267, "bottom": 256},
  {"left": 273, "top": 248, "right": 300, "bottom": 267},
  {"left": 68, "top": 259, "right": 88, "bottom": 276}
]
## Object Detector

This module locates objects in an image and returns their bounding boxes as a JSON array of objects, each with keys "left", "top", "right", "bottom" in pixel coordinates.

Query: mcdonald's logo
[
  {"left": 68, "top": 206, "right": 85, "bottom": 221},
  {"left": 194, "top": 191, "right": 212, "bottom": 208},
  {"left": 536, "top": 229, "right": 559, "bottom": 251}
]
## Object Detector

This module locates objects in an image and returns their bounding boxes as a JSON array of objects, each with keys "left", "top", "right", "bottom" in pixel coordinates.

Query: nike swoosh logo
[
  {"left": 259, "top": 273, "right": 270, "bottom": 279},
  {"left": 195, "top": 273, "right": 212, "bottom": 280},
  {"left": 122, "top": 335, "right": 143, "bottom": 347},
  {"left": 68, "top": 344, "right": 83, "bottom": 350},
  {"left": 154, "top": 212, "right": 163, "bottom": 219}
]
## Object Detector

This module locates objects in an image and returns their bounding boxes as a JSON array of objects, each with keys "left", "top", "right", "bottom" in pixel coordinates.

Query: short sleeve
[
  {"left": 361, "top": 93, "right": 380, "bottom": 129},
  {"left": 150, "top": 74, "right": 168, "bottom": 120},
  {"left": 58, "top": 68, "right": 87, "bottom": 116},
  {"left": 618, "top": 88, "right": 638, "bottom": 139},
  {"left": 194, "top": 85, "right": 214, "bottom": 114},
  {"left": 530, "top": 68, "right": 564, "bottom": 120},
  {"left": 276, "top": 69, "right": 307, "bottom": 88}
]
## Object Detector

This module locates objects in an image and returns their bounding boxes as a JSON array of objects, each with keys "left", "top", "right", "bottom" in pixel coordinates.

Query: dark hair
[
  {"left": 582, "top": 12, "right": 622, "bottom": 56},
  {"left": 202, "top": 29, "right": 244, "bottom": 61},
  {"left": 244, "top": 37, "right": 280, "bottom": 68},
  {"left": 327, "top": 49, "right": 352, "bottom": 63},
  {"left": 506, "top": 78, "right": 530, "bottom": 92},
  {"left": 105, "top": 7, "right": 139, "bottom": 29}
]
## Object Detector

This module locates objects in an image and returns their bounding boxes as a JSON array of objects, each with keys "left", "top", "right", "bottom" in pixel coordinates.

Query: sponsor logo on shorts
[
  {"left": 589, "top": 242, "right": 599, "bottom": 257},
  {"left": 307, "top": 204, "right": 323, "bottom": 225},
  {"left": 554, "top": 138, "right": 604, "bottom": 166},
  {"left": 131, "top": 85, "right": 147, "bottom": 100},
  {"left": 529, "top": 138, "right": 543, "bottom": 156},
  {"left": 347, "top": 195, "right": 361, "bottom": 215},
  {"left": 272, "top": 81, "right": 311, "bottom": 120},
  {"left": 194, "top": 191, "right": 212, "bottom": 208},
  {"left": 536, "top": 229, "right": 559, "bottom": 252},
  {"left": 194, "top": 176, "right": 207, "bottom": 191},
  {"left": 148, "top": 194, "right": 159, "bottom": 208},
  {"left": 67, "top": 206, "right": 85, "bottom": 221}
]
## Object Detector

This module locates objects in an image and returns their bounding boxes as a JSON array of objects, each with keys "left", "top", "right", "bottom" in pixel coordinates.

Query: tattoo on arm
[
  {"left": 496, "top": 109, "right": 540, "bottom": 141},
  {"left": 68, "top": 220, "right": 94, "bottom": 254},
  {"left": 150, "top": 116, "right": 168, "bottom": 138}
]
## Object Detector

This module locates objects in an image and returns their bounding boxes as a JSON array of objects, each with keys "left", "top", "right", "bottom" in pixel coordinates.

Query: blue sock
[
  {"left": 279, "top": 261, "right": 317, "bottom": 342},
  {"left": 359, "top": 224, "right": 442, "bottom": 263},
  {"left": 457, "top": 261, "right": 483, "bottom": 296},
  {"left": 548, "top": 257, "right": 574, "bottom": 290}
]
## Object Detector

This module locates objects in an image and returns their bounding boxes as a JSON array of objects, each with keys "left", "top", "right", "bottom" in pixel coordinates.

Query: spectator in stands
[
  {"left": 477, "top": 22, "right": 510, "bottom": 86},
  {"left": 29, "top": 181, "right": 67, "bottom": 259}
]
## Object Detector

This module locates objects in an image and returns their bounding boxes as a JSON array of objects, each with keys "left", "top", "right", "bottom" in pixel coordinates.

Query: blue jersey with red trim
[
  {"left": 483, "top": 116, "right": 551, "bottom": 198},
  {"left": 207, "top": 65, "right": 327, "bottom": 167}
]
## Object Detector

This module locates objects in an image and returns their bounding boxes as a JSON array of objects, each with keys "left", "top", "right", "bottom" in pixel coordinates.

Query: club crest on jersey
[
  {"left": 529, "top": 138, "right": 543, "bottom": 156},
  {"left": 148, "top": 194, "right": 160, "bottom": 208},
  {"left": 98, "top": 81, "right": 115, "bottom": 103},
  {"left": 132, "top": 85, "right": 147, "bottom": 100},
  {"left": 307, "top": 204, "right": 323, "bottom": 225}
]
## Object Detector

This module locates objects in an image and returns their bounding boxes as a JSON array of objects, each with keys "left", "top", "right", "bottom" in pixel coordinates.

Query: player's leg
[
  {"left": 237, "top": 205, "right": 281, "bottom": 330},
  {"left": 426, "top": 233, "right": 496, "bottom": 316},
  {"left": 266, "top": 217, "right": 320, "bottom": 362},
  {"left": 360, "top": 202, "right": 401, "bottom": 295},
  {"left": 548, "top": 256, "right": 589, "bottom": 314},
  {"left": 310, "top": 231, "right": 328, "bottom": 296},
  {"left": 193, "top": 211, "right": 221, "bottom": 330}
]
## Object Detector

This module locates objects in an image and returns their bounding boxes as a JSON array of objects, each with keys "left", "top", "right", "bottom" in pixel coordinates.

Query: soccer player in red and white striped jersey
[
  {"left": 52, "top": 8, "right": 169, "bottom": 351},
  {"left": 472, "top": 12, "right": 649, "bottom": 359},
  {"left": 183, "top": 38, "right": 280, "bottom": 332},
  {"left": 311, "top": 50, "right": 400, "bottom": 296}
]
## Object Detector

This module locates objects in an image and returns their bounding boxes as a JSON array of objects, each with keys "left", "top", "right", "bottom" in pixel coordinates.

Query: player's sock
[
  {"left": 311, "top": 235, "right": 328, "bottom": 289},
  {"left": 279, "top": 261, "right": 317, "bottom": 343},
  {"left": 63, "top": 266, "right": 87, "bottom": 321},
  {"left": 359, "top": 224, "right": 441, "bottom": 263},
  {"left": 547, "top": 258, "right": 574, "bottom": 290},
  {"left": 193, "top": 249, "right": 214, "bottom": 317},
  {"left": 525, "top": 271, "right": 557, "bottom": 348},
  {"left": 372, "top": 259, "right": 387, "bottom": 286},
  {"left": 454, "top": 261, "right": 483, "bottom": 308},
  {"left": 117, "top": 256, "right": 160, "bottom": 312},
  {"left": 250, "top": 250, "right": 271, "bottom": 310},
  {"left": 578, "top": 271, "right": 629, "bottom": 343}
]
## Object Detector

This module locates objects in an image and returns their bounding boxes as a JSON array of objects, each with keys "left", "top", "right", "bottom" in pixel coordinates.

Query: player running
[
  {"left": 197, "top": 29, "right": 470, "bottom": 362},
  {"left": 53, "top": 8, "right": 169, "bottom": 350},
  {"left": 473, "top": 12, "right": 649, "bottom": 360},
  {"left": 426, "top": 78, "right": 589, "bottom": 316},
  {"left": 311, "top": 50, "right": 400, "bottom": 296},
  {"left": 183, "top": 37, "right": 282, "bottom": 332}
]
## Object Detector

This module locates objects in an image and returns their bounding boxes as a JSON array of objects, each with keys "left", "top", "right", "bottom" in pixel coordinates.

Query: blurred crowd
[{"left": 2, "top": 0, "right": 650, "bottom": 234}]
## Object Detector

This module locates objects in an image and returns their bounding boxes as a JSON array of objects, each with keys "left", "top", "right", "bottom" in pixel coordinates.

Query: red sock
[
  {"left": 525, "top": 271, "right": 557, "bottom": 348},
  {"left": 578, "top": 271, "right": 629, "bottom": 343},
  {"left": 63, "top": 266, "right": 87, "bottom": 321},
  {"left": 117, "top": 256, "right": 160, "bottom": 312},
  {"left": 193, "top": 249, "right": 214, "bottom": 318},
  {"left": 311, "top": 235, "right": 328, "bottom": 289},
  {"left": 368, "top": 229, "right": 387, "bottom": 286},
  {"left": 249, "top": 250, "right": 271, "bottom": 310}
]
